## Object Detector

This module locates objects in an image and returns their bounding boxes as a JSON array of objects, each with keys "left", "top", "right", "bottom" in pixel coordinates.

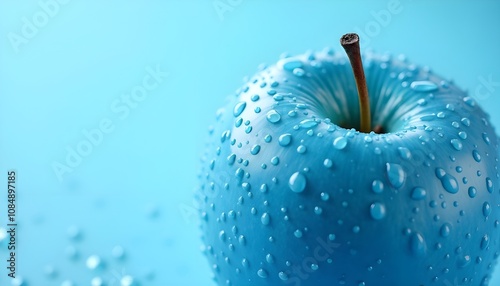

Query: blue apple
[{"left": 196, "top": 34, "right": 500, "bottom": 286}]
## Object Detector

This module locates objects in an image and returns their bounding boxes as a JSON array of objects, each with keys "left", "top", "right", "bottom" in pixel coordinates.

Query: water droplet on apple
[
  {"left": 333, "top": 137, "right": 348, "bottom": 150},
  {"left": 294, "top": 229, "right": 303, "bottom": 238},
  {"left": 435, "top": 168, "right": 459, "bottom": 194},
  {"left": 266, "top": 110, "right": 281, "bottom": 123},
  {"left": 289, "top": 172, "right": 306, "bottom": 193},
  {"left": 271, "top": 156, "right": 279, "bottom": 165},
  {"left": 278, "top": 272, "right": 288, "bottom": 281},
  {"left": 233, "top": 101, "right": 246, "bottom": 117},
  {"left": 386, "top": 163, "right": 406, "bottom": 189},
  {"left": 279, "top": 134, "right": 292, "bottom": 146},
  {"left": 370, "top": 202, "right": 386, "bottom": 220},
  {"left": 410, "top": 81, "right": 438, "bottom": 92},
  {"left": 468, "top": 187, "right": 477, "bottom": 198},
  {"left": 473, "top": 150, "right": 482, "bottom": 162},
  {"left": 463, "top": 96, "right": 476, "bottom": 107}
]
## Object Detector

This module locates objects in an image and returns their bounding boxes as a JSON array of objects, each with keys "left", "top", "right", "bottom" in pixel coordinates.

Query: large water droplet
[
  {"left": 370, "top": 203, "right": 386, "bottom": 220},
  {"left": 386, "top": 163, "right": 406, "bottom": 189},
  {"left": 410, "top": 81, "right": 438, "bottom": 92},
  {"left": 435, "top": 168, "right": 459, "bottom": 194},
  {"left": 289, "top": 172, "right": 306, "bottom": 193},
  {"left": 410, "top": 232, "right": 427, "bottom": 257},
  {"left": 279, "top": 134, "right": 292, "bottom": 146},
  {"left": 233, "top": 102, "right": 246, "bottom": 117},
  {"left": 333, "top": 137, "right": 348, "bottom": 150},
  {"left": 266, "top": 110, "right": 281, "bottom": 123}
]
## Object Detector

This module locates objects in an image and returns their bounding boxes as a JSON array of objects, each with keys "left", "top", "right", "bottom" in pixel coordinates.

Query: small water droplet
[
  {"left": 463, "top": 97, "right": 476, "bottom": 107},
  {"left": 333, "top": 137, "right": 348, "bottom": 150},
  {"left": 282, "top": 60, "right": 303, "bottom": 71},
  {"left": 370, "top": 203, "right": 386, "bottom": 220},
  {"left": 440, "top": 223, "right": 451, "bottom": 237},
  {"left": 372, "top": 180, "right": 384, "bottom": 194},
  {"left": 435, "top": 168, "right": 459, "bottom": 194},
  {"left": 299, "top": 119, "right": 318, "bottom": 129},
  {"left": 297, "top": 145, "right": 307, "bottom": 153},
  {"left": 410, "top": 81, "right": 438, "bottom": 92},
  {"left": 250, "top": 145, "right": 261, "bottom": 155},
  {"left": 261, "top": 213, "right": 270, "bottom": 225},
  {"left": 481, "top": 235, "right": 490, "bottom": 249},
  {"left": 386, "top": 163, "right": 406, "bottom": 189},
  {"left": 483, "top": 202, "right": 491, "bottom": 217},
  {"left": 279, "top": 134, "right": 292, "bottom": 146},
  {"left": 233, "top": 102, "right": 246, "bottom": 117},
  {"left": 468, "top": 187, "right": 477, "bottom": 198},
  {"left": 482, "top": 133, "right": 491, "bottom": 145},
  {"left": 266, "top": 110, "right": 281, "bottom": 123},
  {"left": 294, "top": 229, "right": 303, "bottom": 238},
  {"left": 398, "top": 147, "right": 412, "bottom": 160},
  {"left": 450, "top": 139, "right": 463, "bottom": 151},
  {"left": 411, "top": 187, "right": 427, "bottom": 200},
  {"left": 279, "top": 272, "right": 288, "bottom": 281},
  {"left": 257, "top": 268, "right": 268, "bottom": 278},
  {"left": 410, "top": 232, "right": 427, "bottom": 257},
  {"left": 289, "top": 172, "right": 306, "bottom": 193},
  {"left": 323, "top": 158, "right": 333, "bottom": 168},
  {"left": 293, "top": 68, "right": 305, "bottom": 76},
  {"left": 486, "top": 177, "right": 493, "bottom": 193}
]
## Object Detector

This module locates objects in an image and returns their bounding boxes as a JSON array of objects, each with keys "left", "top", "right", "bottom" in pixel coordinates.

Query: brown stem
[{"left": 340, "top": 33, "right": 371, "bottom": 133}]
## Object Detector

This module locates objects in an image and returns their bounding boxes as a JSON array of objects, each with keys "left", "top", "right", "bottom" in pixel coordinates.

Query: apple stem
[{"left": 340, "top": 33, "right": 371, "bottom": 133}]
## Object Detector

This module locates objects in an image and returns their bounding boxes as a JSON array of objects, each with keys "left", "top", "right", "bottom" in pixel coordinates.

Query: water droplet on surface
[
  {"left": 486, "top": 177, "right": 493, "bottom": 193},
  {"left": 483, "top": 202, "right": 491, "bottom": 217},
  {"left": 468, "top": 187, "right": 477, "bottom": 198},
  {"left": 299, "top": 119, "right": 318, "bottom": 129},
  {"left": 450, "top": 139, "right": 463, "bottom": 151},
  {"left": 278, "top": 134, "right": 292, "bottom": 146},
  {"left": 481, "top": 235, "right": 490, "bottom": 249},
  {"left": 266, "top": 110, "right": 281, "bottom": 123},
  {"left": 372, "top": 180, "right": 384, "bottom": 193},
  {"left": 435, "top": 168, "right": 459, "bottom": 194},
  {"left": 410, "top": 81, "right": 438, "bottom": 92},
  {"left": 440, "top": 223, "right": 451, "bottom": 237},
  {"left": 410, "top": 232, "right": 427, "bottom": 257},
  {"left": 261, "top": 213, "right": 270, "bottom": 225},
  {"left": 398, "top": 147, "right": 412, "bottom": 160},
  {"left": 370, "top": 203, "right": 386, "bottom": 220},
  {"left": 463, "top": 97, "right": 476, "bottom": 107},
  {"left": 289, "top": 172, "right": 306, "bottom": 193},
  {"left": 282, "top": 60, "right": 303, "bottom": 71},
  {"left": 250, "top": 145, "right": 261, "bottom": 155},
  {"left": 411, "top": 188, "right": 427, "bottom": 200},
  {"left": 86, "top": 255, "right": 102, "bottom": 270},
  {"left": 294, "top": 229, "right": 303, "bottom": 238},
  {"left": 333, "top": 137, "right": 348, "bottom": 150},
  {"left": 233, "top": 102, "right": 246, "bottom": 117},
  {"left": 473, "top": 150, "right": 482, "bottom": 162},
  {"left": 386, "top": 163, "right": 406, "bottom": 189},
  {"left": 323, "top": 159, "right": 333, "bottom": 168},
  {"left": 278, "top": 271, "right": 289, "bottom": 281},
  {"left": 293, "top": 68, "right": 305, "bottom": 77}
]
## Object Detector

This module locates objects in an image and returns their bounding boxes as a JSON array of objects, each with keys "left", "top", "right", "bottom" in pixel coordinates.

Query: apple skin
[{"left": 196, "top": 49, "right": 500, "bottom": 286}]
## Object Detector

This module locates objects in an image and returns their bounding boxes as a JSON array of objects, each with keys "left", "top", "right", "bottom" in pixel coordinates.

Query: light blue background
[{"left": 0, "top": 1, "right": 499, "bottom": 285}]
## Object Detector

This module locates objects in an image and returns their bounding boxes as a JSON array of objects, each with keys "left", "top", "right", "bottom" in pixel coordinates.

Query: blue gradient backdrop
[{"left": 0, "top": 1, "right": 499, "bottom": 285}]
